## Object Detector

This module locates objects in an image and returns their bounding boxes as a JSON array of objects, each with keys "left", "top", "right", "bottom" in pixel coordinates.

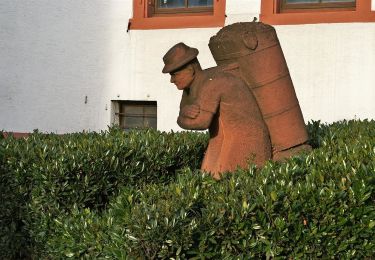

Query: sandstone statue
[
  {"left": 209, "top": 22, "right": 312, "bottom": 161},
  {"left": 162, "top": 42, "right": 272, "bottom": 179}
]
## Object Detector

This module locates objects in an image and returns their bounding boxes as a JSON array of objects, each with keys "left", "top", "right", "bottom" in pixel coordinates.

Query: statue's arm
[
  {"left": 179, "top": 104, "right": 200, "bottom": 119},
  {"left": 177, "top": 109, "right": 213, "bottom": 130},
  {"left": 178, "top": 79, "right": 220, "bottom": 130}
]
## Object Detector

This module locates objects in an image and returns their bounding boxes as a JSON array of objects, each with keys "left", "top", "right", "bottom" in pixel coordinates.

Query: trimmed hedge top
[{"left": 1, "top": 120, "right": 374, "bottom": 259}]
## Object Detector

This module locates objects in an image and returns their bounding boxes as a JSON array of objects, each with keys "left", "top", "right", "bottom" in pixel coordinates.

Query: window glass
[
  {"left": 124, "top": 117, "right": 143, "bottom": 128},
  {"left": 286, "top": 0, "right": 354, "bottom": 2},
  {"left": 322, "top": 0, "right": 354, "bottom": 2},
  {"left": 144, "top": 117, "right": 157, "bottom": 129},
  {"left": 158, "top": 0, "right": 185, "bottom": 9},
  {"left": 144, "top": 106, "right": 157, "bottom": 115},
  {"left": 124, "top": 105, "right": 143, "bottom": 115},
  {"left": 286, "top": 0, "right": 319, "bottom": 3},
  {"left": 188, "top": 0, "right": 213, "bottom": 7},
  {"left": 118, "top": 101, "right": 157, "bottom": 130}
]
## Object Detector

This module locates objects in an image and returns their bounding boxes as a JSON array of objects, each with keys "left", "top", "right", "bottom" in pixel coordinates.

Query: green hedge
[
  {"left": 0, "top": 128, "right": 207, "bottom": 258},
  {"left": 1, "top": 120, "right": 374, "bottom": 258}
]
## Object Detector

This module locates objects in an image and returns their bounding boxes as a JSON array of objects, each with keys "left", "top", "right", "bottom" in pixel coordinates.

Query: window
[
  {"left": 129, "top": 0, "right": 225, "bottom": 30},
  {"left": 260, "top": 0, "right": 375, "bottom": 25},
  {"left": 154, "top": 0, "right": 213, "bottom": 14},
  {"left": 281, "top": 0, "right": 356, "bottom": 12},
  {"left": 113, "top": 101, "right": 157, "bottom": 130}
]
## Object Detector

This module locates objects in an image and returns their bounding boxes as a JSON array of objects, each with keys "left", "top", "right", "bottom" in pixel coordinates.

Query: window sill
[
  {"left": 260, "top": 0, "right": 375, "bottom": 25},
  {"left": 129, "top": 0, "right": 226, "bottom": 30}
]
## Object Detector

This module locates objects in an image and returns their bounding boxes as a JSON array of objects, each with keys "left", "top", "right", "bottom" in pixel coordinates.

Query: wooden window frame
[
  {"left": 116, "top": 101, "right": 157, "bottom": 130},
  {"left": 154, "top": 0, "right": 213, "bottom": 15},
  {"left": 280, "top": 0, "right": 356, "bottom": 13},
  {"left": 129, "top": 0, "right": 226, "bottom": 30},
  {"left": 261, "top": 0, "right": 375, "bottom": 24}
]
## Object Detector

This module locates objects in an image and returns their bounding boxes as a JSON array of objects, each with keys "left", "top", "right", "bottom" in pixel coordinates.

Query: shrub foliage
[{"left": 1, "top": 120, "right": 374, "bottom": 258}]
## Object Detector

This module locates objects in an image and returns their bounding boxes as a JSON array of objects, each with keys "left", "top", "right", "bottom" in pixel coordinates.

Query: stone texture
[
  {"left": 209, "top": 22, "right": 312, "bottom": 161},
  {"left": 163, "top": 42, "right": 271, "bottom": 178}
]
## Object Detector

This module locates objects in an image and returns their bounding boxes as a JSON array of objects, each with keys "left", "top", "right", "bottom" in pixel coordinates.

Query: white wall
[
  {"left": 372, "top": 0, "right": 375, "bottom": 11},
  {"left": 1, "top": 0, "right": 374, "bottom": 133},
  {"left": 277, "top": 23, "right": 375, "bottom": 123},
  {"left": 0, "top": 0, "right": 132, "bottom": 133},
  {"left": 225, "top": 0, "right": 261, "bottom": 23}
]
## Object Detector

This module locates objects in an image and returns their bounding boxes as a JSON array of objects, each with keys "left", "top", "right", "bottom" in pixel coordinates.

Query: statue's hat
[{"left": 162, "top": 42, "right": 199, "bottom": 73}]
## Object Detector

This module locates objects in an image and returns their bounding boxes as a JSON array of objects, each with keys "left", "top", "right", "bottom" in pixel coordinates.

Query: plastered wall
[
  {"left": 1, "top": 0, "right": 374, "bottom": 133},
  {"left": 0, "top": 0, "right": 132, "bottom": 133},
  {"left": 277, "top": 23, "right": 375, "bottom": 122}
]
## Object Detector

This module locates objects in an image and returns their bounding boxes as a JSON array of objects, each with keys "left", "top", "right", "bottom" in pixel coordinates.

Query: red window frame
[
  {"left": 280, "top": 0, "right": 356, "bottom": 13},
  {"left": 153, "top": 0, "right": 213, "bottom": 15},
  {"left": 129, "top": 0, "right": 226, "bottom": 30},
  {"left": 261, "top": 0, "right": 375, "bottom": 25}
]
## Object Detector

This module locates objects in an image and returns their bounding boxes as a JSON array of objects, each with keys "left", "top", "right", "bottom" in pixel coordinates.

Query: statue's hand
[{"left": 181, "top": 104, "right": 200, "bottom": 119}]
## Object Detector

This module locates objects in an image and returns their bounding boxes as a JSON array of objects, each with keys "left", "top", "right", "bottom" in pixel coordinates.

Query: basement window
[{"left": 113, "top": 101, "right": 157, "bottom": 130}]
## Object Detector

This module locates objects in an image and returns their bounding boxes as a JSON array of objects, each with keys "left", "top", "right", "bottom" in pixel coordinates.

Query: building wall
[
  {"left": 1, "top": 0, "right": 374, "bottom": 133},
  {"left": 0, "top": 0, "right": 131, "bottom": 133},
  {"left": 277, "top": 23, "right": 375, "bottom": 122}
]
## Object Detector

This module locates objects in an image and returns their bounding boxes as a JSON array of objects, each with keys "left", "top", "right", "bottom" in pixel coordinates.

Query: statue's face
[{"left": 170, "top": 65, "right": 194, "bottom": 90}]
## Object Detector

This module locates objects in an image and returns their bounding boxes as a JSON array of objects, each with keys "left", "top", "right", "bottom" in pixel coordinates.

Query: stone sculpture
[
  {"left": 209, "top": 22, "right": 312, "bottom": 161},
  {"left": 162, "top": 22, "right": 312, "bottom": 178},
  {"left": 162, "top": 43, "right": 272, "bottom": 179}
]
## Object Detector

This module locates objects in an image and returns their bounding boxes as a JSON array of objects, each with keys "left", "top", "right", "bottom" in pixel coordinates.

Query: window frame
[
  {"left": 260, "top": 0, "right": 375, "bottom": 25},
  {"left": 154, "top": 0, "right": 213, "bottom": 15},
  {"left": 113, "top": 101, "right": 157, "bottom": 130},
  {"left": 280, "top": 0, "right": 356, "bottom": 12},
  {"left": 129, "top": 0, "right": 226, "bottom": 30}
]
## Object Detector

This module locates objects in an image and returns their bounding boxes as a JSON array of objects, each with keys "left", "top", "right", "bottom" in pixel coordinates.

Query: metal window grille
[{"left": 117, "top": 101, "right": 157, "bottom": 130}]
